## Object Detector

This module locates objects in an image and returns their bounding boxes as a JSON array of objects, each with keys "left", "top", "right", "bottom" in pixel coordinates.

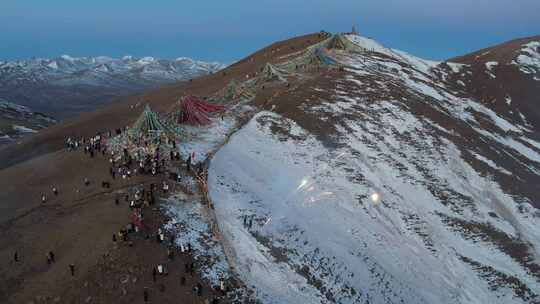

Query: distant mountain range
[
  {"left": 0, "top": 99, "right": 56, "bottom": 146},
  {"left": 0, "top": 55, "right": 225, "bottom": 119}
]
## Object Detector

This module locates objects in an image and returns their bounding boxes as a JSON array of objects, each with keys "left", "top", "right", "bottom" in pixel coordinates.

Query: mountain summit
[
  {"left": 0, "top": 32, "right": 539, "bottom": 304},
  {"left": 201, "top": 33, "right": 540, "bottom": 304}
]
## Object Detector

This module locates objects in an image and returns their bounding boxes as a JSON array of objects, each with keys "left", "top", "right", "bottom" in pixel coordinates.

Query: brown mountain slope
[
  {"left": 203, "top": 34, "right": 540, "bottom": 303},
  {"left": 1, "top": 31, "right": 539, "bottom": 304},
  {"left": 0, "top": 33, "right": 324, "bottom": 170},
  {"left": 447, "top": 35, "right": 540, "bottom": 130},
  {"left": 449, "top": 35, "right": 540, "bottom": 64},
  {"left": 0, "top": 33, "right": 325, "bottom": 304}
]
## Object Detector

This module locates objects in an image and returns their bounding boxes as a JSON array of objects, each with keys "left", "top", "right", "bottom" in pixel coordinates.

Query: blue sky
[{"left": 1, "top": 0, "right": 539, "bottom": 63}]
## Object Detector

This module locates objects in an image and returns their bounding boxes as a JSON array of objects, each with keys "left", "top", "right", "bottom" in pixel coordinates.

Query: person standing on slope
[{"left": 186, "top": 154, "right": 192, "bottom": 172}]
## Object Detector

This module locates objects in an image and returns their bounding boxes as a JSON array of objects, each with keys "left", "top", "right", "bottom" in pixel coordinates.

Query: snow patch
[
  {"left": 209, "top": 109, "right": 540, "bottom": 304},
  {"left": 12, "top": 125, "right": 37, "bottom": 133},
  {"left": 138, "top": 57, "right": 156, "bottom": 64},
  {"left": 163, "top": 191, "right": 231, "bottom": 286},
  {"left": 485, "top": 61, "right": 499, "bottom": 71},
  {"left": 176, "top": 105, "right": 253, "bottom": 163},
  {"left": 471, "top": 152, "right": 512, "bottom": 175},
  {"left": 47, "top": 61, "right": 58, "bottom": 69},
  {"left": 512, "top": 41, "right": 540, "bottom": 74},
  {"left": 505, "top": 96, "right": 512, "bottom": 106},
  {"left": 447, "top": 62, "right": 466, "bottom": 74},
  {"left": 60, "top": 54, "right": 75, "bottom": 62}
]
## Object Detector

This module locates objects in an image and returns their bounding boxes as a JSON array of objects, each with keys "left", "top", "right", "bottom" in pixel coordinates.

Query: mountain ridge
[
  {"left": 0, "top": 98, "right": 56, "bottom": 146},
  {"left": 444, "top": 34, "right": 540, "bottom": 130},
  {"left": 448, "top": 34, "right": 540, "bottom": 64},
  {"left": 1, "top": 32, "right": 539, "bottom": 304},
  {"left": 204, "top": 32, "right": 540, "bottom": 303},
  {"left": 0, "top": 55, "right": 225, "bottom": 119}
]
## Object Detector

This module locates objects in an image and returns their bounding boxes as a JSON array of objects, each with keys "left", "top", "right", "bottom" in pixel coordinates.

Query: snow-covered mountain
[
  {"left": 196, "top": 34, "right": 540, "bottom": 303},
  {"left": 448, "top": 35, "right": 540, "bottom": 128},
  {"left": 0, "top": 55, "right": 225, "bottom": 119},
  {"left": 0, "top": 98, "right": 56, "bottom": 146}
]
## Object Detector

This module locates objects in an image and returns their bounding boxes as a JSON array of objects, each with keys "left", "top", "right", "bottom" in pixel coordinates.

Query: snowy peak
[
  {"left": 513, "top": 41, "right": 540, "bottom": 74},
  {"left": 0, "top": 55, "right": 225, "bottom": 118},
  {"left": 448, "top": 35, "right": 540, "bottom": 79},
  {"left": 445, "top": 35, "right": 540, "bottom": 129},
  {"left": 138, "top": 56, "right": 156, "bottom": 64},
  {"left": 344, "top": 34, "right": 441, "bottom": 74},
  {"left": 0, "top": 55, "right": 225, "bottom": 84},
  {"left": 450, "top": 35, "right": 540, "bottom": 65},
  {"left": 202, "top": 32, "right": 540, "bottom": 304},
  {"left": 175, "top": 56, "right": 194, "bottom": 62},
  {"left": 345, "top": 34, "right": 390, "bottom": 55},
  {"left": 60, "top": 54, "right": 75, "bottom": 62}
]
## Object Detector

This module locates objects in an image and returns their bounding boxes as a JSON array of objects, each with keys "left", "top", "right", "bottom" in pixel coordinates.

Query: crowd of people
[
  {"left": 65, "top": 131, "right": 109, "bottom": 155},
  {"left": 19, "top": 128, "right": 229, "bottom": 302},
  {"left": 103, "top": 135, "right": 227, "bottom": 303}
]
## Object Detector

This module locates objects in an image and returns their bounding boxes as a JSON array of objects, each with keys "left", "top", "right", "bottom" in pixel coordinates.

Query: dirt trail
[{"left": 0, "top": 147, "right": 222, "bottom": 303}]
